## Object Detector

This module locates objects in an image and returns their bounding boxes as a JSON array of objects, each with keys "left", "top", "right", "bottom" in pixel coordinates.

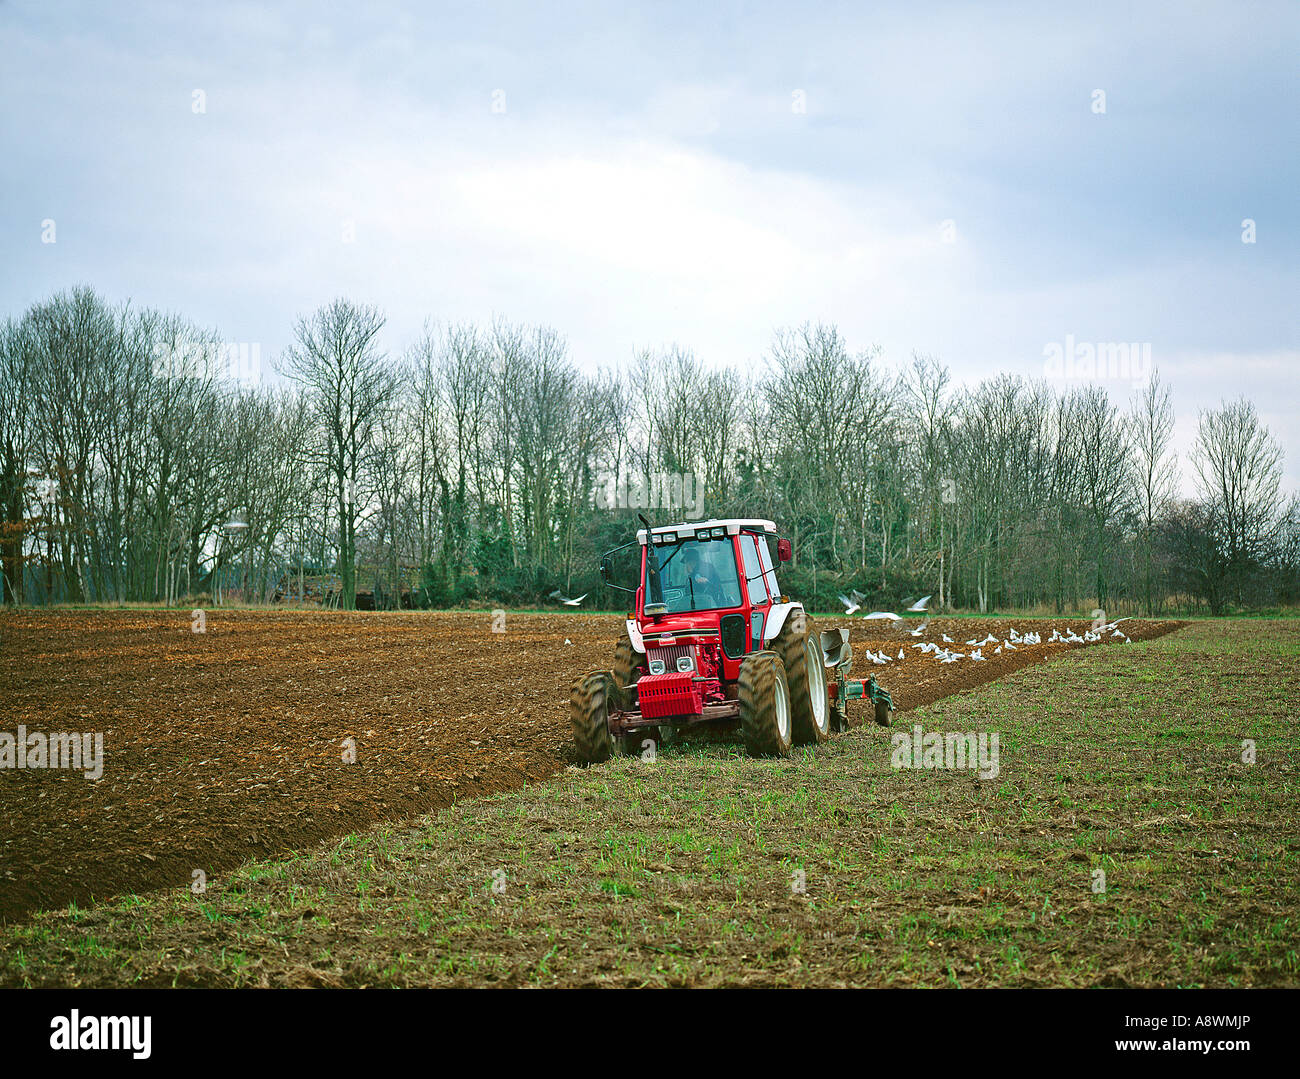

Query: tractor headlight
[
  {"left": 676, "top": 654, "right": 695, "bottom": 673},
  {"left": 649, "top": 658, "right": 666, "bottom": 675}
]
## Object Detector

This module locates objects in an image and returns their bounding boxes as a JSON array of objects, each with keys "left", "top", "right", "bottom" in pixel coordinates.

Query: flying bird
[
  {"left": 907, "top": 595, "right": 932, "bottom": 612},
  {"left": 908, "top": 620, "right": 930, "bottom": 637},
  {"left": 838, "top": 594, "right": 861, "bottom": 615},
  {"left": 863, "top": 611, "right": 901, "bottom": 621},
  {"left": 549, "top": 590, "right": 588, "bottom": 607}
]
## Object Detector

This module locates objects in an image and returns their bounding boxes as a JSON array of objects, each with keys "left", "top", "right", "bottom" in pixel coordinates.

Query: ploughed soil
[{"left": 0, "top": 609, "right": 1181, "bottom": 922}]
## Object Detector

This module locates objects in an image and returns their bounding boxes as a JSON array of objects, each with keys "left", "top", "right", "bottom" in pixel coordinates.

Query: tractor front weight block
[{"left": 635, "top": 672, "right": 704, "bottom": 720}]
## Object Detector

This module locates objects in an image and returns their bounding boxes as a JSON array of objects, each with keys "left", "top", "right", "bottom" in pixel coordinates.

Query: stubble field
[{"left": 1, "top": 609, "right": 1295, "bottom": 987}]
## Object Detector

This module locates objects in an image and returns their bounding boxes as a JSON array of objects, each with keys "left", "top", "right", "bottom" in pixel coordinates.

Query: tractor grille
[{"left": 647, "top": 643, "right": 693, "bottom": 672}]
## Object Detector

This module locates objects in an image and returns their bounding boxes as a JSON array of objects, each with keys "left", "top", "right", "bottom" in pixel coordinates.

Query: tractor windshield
[{"left": 642, "top": 535, "right": 742, "bottom": 613}]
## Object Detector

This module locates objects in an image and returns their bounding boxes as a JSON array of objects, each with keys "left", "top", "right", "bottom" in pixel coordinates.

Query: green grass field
[{"left": 2, "top": 619, "right": 1296, "bottom": 987}]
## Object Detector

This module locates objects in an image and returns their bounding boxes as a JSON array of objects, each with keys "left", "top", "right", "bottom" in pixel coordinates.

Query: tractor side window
[
  {"left": 757, "top": 535, "right": 780, "bottom": 599},
  {"left": 750, "top": 611, "right": 764, "bottom": 651},
  {"left": 740, "top": 535, "right": 768, "bottom": 606}
]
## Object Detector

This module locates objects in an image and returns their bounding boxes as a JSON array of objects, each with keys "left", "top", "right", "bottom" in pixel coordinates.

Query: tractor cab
[{"left": 601, "top": 518, "right": 799, "bottom": 707}]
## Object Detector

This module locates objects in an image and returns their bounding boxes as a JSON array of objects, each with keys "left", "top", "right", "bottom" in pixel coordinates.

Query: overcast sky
[{"left": 3, "top": 0, "right": 1296, "bottom": 493}]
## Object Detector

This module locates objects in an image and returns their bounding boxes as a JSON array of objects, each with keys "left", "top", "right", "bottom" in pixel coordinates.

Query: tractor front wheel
[
  {"left": 771, "top": 611, "right": 829, "bottom": 745},
  {"left": 739, "top": 651, "right": 793, "bottom": 758},
  {"left": 571, "top": 671, "right": 618, "bottom": 764}
]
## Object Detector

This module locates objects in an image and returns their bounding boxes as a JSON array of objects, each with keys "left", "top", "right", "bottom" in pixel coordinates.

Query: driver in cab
[{"left": 678, "top": 544, "right": 718, "bottom": 607}]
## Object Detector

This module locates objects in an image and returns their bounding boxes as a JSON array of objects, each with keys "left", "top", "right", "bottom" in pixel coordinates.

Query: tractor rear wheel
[
  {"left": 571, "top": 671, "right": 618, "bottom": 764},
  {"left": 771, "top": 611, "right": 829, "bottom": 745},
  {"left": 739, "top": 650, "right": 793, "bottom": 758}
]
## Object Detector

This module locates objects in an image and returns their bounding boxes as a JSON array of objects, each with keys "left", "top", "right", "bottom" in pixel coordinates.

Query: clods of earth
[{"left": 0, "top": 609, "right": 1181, "bottom": 921}]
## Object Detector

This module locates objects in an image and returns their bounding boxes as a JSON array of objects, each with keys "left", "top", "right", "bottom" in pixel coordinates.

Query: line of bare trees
[{"left": 1, "top": 288, "right": 1295, "bottom": 614}]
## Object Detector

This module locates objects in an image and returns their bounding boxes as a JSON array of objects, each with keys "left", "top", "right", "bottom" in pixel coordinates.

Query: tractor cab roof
[{"left": 636, "top": 518, "right": 777, "bottom": 545}]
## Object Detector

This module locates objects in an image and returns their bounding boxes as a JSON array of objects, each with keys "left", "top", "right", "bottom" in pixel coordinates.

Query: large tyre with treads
[
  {"left": 571, "top": 671, "right": 617, "bottom": 764},
  {"left": 739, "top": 650, "right": 793, "bottom": 758},
  {"left": 770, "top": 609, "right": 830, "bottom": 745}
]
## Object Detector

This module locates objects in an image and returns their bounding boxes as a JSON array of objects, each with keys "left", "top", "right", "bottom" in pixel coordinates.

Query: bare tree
[
  {"left": 407, "top": 323, "right": 447, "bottom": 568},
  {"left": 279, "top": 299, "right": 395, "bottom": 609},
  {"left": 0, "top": 317, "right": 35, "bottom": 603},
  {"left": 1075, "top": 384, "right": 1134, "bottom": 610},
  {"left": 1130, "top": 368, "right": 1178, "bottom": 613},
  {"left": 438, "top": 322, "right": 486, "bottom": 571},
  {"left": 4, "top": 285, "right": 1294, "bottom": 618},
  {"left": 903, "top": 353, "right": 952, "bottom": 604},
  {"left": 765, "top": 324, "right": 892, "bottom": 571},
  {"left": 515, "top": 326, "right": 576, "bottom": 568},
  {"left": 1192, "top": 397, "right": 1283, "bottom": 604},
  {"left": 25, "top": 288, "right": 121, "bottom": 601}
]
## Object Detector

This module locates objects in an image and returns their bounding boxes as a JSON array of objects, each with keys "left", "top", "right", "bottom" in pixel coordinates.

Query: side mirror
[
  {"left": 600, "top": 556, "right": 611, "bottom": 583},
  {"left": 777, "top": 539, "right": 792, "bottom": 562}
]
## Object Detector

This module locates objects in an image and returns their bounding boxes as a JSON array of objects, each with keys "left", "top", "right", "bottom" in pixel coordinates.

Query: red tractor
[{"left": 570, "top": 517, "right": 894, "bottom": 763}]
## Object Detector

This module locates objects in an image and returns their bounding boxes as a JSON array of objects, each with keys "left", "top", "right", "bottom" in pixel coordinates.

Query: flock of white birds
[
  {"left": 839, "top": 591, "right": 1134, "bottom": 667},
  {"left": 550, "top": 589, "right": 1135, "bottom": 662}
]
